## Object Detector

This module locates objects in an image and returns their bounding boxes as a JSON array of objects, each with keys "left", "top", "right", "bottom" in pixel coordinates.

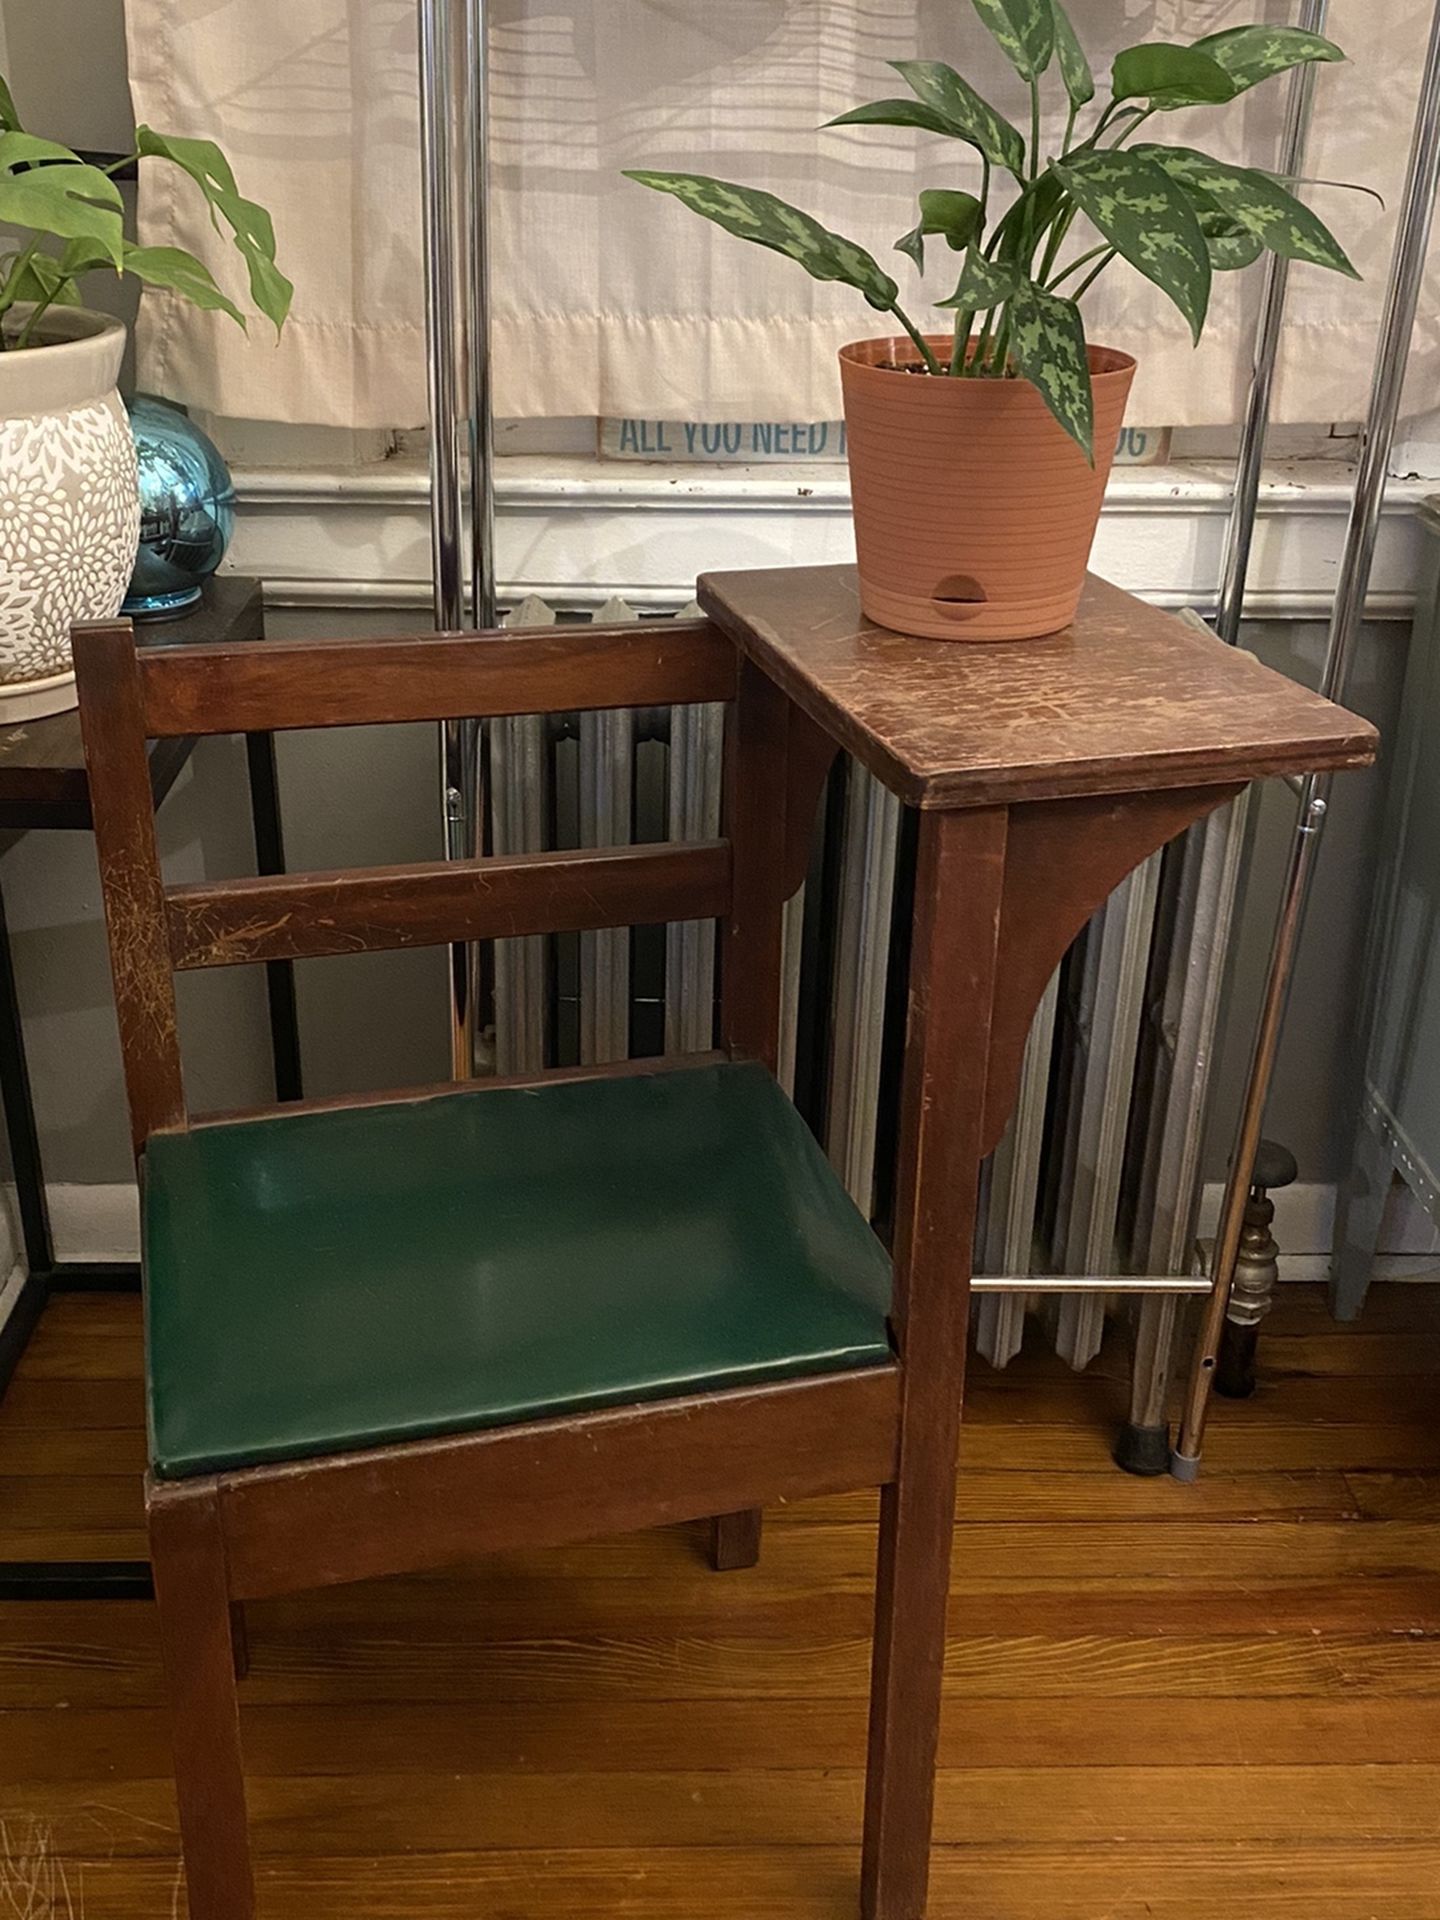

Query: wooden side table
[
  {"left": 700, "top": 563, "right": 1374, "bottom": 1918},
  {"left": 0, "top": 576, "right": 302, "bottom": 1600}
]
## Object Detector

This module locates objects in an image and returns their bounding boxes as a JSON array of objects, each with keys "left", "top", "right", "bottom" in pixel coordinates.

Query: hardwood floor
[{"left": 2, "top": 1285, "right": 1438, "bottom": 1918}]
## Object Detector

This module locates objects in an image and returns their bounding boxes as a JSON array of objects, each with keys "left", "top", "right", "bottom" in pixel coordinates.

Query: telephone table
[{"left": 700, "top": 561, "right": 1374, "bottom": 1920}]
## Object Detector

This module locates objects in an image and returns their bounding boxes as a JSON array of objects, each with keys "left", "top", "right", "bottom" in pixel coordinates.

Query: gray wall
[
  {"left": 0, "top": 0, "right": 130, "bottom": 150},
  {"left": 1202, "top": 617, "right": 1404, "bottom": 1183}
]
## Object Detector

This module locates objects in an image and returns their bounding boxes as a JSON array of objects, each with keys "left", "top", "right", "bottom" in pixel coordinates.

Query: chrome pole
[
  {"left": 460, "top": 0, "right": 495, "bottom": 1072},
  {"left": 418, "top": 0, "right": 463, "bottom": 636},
  {"left": 1173, "top": 0, "right": 1440, "bottom": 1479},
  {"left": 419, "top": 0, "right": 491, "bottom": 1077},
  {"left": 1213, "top": 0, "right": 1329, "bottom": 648},
  {"left": 464, "top": 0, "right": 496, "bottom": 635},
  {"left": 1123, "top": 4, "right": 1327, "bottom": 1468}
]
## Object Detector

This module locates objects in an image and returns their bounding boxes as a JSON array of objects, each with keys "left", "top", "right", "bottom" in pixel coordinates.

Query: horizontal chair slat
[
  {"left": 137, "top": 618, "right": 738, "bottom": 737},
  {"left": 167, "top": 840, "right": 733, "bottom": 969},
  {"left": 210, "top": 1367, "right": 902, "bottom": 1601},
  {"left": 189, "top": 1051, "right": 731, "bottom": 1129}
]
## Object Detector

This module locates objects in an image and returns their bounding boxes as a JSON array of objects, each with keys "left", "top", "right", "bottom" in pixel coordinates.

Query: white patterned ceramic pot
[{"left": 0, "top": 307, "right": 140, "bottom": 719}]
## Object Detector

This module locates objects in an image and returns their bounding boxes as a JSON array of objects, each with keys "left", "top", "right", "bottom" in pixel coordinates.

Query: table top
[
  {"left": 698, "top": 565, "right": 1378, "bottom": 809},
  {"left": 0, "top": 577, "right": 264, "bottom": 831}
]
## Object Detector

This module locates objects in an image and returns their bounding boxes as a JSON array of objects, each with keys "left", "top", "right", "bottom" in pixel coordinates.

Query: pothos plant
[
  {"left": 0, "top": 71, "right": 291, "bottom": 350},
  {"left": 625, "top": 5, "right": 1357, "bottom": 461}
]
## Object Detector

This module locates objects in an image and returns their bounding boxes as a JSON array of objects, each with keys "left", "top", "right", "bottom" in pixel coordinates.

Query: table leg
[
  {"left": 244, "top": 731, "right": 302, "bottom": 1103},
  {"left": 862, "top": 807, "right": 1006, "bottom": 1920}
]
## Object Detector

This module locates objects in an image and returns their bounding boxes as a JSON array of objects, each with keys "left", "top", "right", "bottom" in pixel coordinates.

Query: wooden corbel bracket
[{"left": 981, "top": 783, "right": 1242, "bottom": 1156}]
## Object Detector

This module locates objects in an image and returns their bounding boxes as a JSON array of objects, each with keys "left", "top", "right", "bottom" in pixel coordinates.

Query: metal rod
[
  {"left": 464, "top": 0, "right": 497, "bottom": 635},
  {"left": 418, "top": 0, "right": 463, "bottom": 637},
  {"left": 1121, "top": 7, "right": 1328, "bottom": 1446},
  {"left": 461, "top": 0, "right": 495, "bottom": 1072},
  {"left": 418, "top": 0, "right": 476, "bottom": 1077},
  {"left": 1212, "top": 0, "right": 1329, "bottom": 647},
  {"left": 1174, "top": 0, "right": 1440, "bottom": 1479},
  {"left": 420, "top": 0, "right": 495, "bottom": 1077},
  {"left": 973, "top": 1276, "right": 1210, "bottom": 1297}
]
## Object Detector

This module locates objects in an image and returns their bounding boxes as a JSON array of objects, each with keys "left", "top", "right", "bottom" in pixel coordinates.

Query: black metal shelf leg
[{"left": 245, "top": 730, "right": 303, "bottom": 1102}]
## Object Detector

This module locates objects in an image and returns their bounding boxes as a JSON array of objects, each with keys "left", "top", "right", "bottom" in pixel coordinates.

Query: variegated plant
[{"left": 625, "top": 6, "right": 1357, "bottom": 461}]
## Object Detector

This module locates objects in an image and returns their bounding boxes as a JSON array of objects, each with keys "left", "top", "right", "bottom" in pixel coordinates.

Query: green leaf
[
  {"left": 0, "top": 130, "right": 103, "bottom": 174},
  {"left": 1199, "top": 212, "right": 1264, "bottom": 272},
  {"left": 1112, "top": 44, "right": 1239, "bottom": 110},
  {"left": 1054, "top": 148, "right": 1212, "bottom": 341},
  {"left": 136, "top": 127, "right": 292, "bottom": 333},
  {"left": 826, "top": 98, "right": 958, "bottom": 140},
  {"left": 0, "top": 135, "right": 123, "bottom": 266},
  {"left": 124, "top": 244, "right": 247, "bottom": 325},
  {"left": 2, "top": 247, "right": 83, "bottom": 306},
  {"left": 1149, "top": 170, "right": 1266, "bottom": 274},
  {"left": 1194, "top": 25, "right": 1345, "bottom": 96},
  {"left": 1179, "top": 181, "right": 1266, "bottom": 270},
  {"left": 623, "top": 171, "right": 899, "bottom": 310},
  {"left": 1050, "top": 2, "right": 1096, "bottom": 109},
  {"left": 1008, "top": 279, "right": 1094, "bottom": 462},
  {"left": 888, "top": 61, "right": 1027, "bottom": 174},
  {"left": 935, "top": 251, "right": 1018, "bottom": 312},
  {"left": 896, "top": 188, "right": 983, "bottom": 270},
  {"left": 0, "top": 73, "right": 21, "bottom": 134},
  {"left": 1139, "top": 145, "right": 1360, "bottom": 278},
  {"left": 969, "top": 0, "right": 1055, "bottom": 83}
]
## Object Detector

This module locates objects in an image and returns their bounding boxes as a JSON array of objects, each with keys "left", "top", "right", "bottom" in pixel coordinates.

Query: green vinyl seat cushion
[{"left": 142, "top": 1060, "right": 894, "bottom": 1479}]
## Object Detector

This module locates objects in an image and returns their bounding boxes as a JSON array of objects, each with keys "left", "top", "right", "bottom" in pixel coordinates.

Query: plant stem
[
  {"left": 1046, "top": 240, "right": 1110, "bottom": 290},
  {"left": 949, "top": 156, "right": 991, "bottom": 376},
  {"left": 1081, "top": 98, "right": 1121, "bottom": 150},
  {"left": 0, "top": 236, "right": 43, "bottom": 338},
  {"left": 989, "top": 308, "right": 1013, "bottom": 377},
  {"left": 15, "top": 286, "right": 61, "bottom": 349},
  {"left": 889, "top": 303, "right": 942, "bottom": 376},
  {"left": 970, "top": 304, "right": 999, "bottom": 376},
  {"left": 948, "top": 311, "right": 975, "bottom": 375},
  {"left": 1035, "top": 203, "right": 1077, "bottom": 286},
  {"left": 1108, "top": 106, "right": 1155, "bottom": 149},
  {"left": 982, "top": 209, "right": 1014, "bottom": 261},
  {"left": 1028, "top": 78, "right": 1042, "bottom": 181},
  {"left": 1068, "top": 247, "right": 1118, "bottom": 304}
]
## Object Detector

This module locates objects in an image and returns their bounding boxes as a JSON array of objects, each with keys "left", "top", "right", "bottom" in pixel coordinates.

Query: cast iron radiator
[{"left": 483, "top": 598, "right": 1238, "bottom": 1371}]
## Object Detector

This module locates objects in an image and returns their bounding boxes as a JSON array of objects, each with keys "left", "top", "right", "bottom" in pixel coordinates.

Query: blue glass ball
[{"left": 123, "top": 395, "right": 236, "bottom": 619}]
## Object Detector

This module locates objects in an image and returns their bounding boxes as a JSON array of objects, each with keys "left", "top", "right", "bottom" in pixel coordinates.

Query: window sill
[{"left": 228, "top": 454, "right": 1433, "bottom": 621}]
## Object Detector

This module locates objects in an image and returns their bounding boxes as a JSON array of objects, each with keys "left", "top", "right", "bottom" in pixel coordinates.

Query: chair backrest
[{"left": 73, "top": 616, "right": 740, "bottom": 1152}]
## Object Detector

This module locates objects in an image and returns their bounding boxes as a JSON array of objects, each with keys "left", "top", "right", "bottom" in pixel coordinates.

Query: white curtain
[{"left": 125, "top": 0, "right": 1440, "bottom": 429}]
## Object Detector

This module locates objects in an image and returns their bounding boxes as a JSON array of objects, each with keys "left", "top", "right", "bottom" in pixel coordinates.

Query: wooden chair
[{"left": 73, "top": 614, "right": 906, "bottom": 1920}]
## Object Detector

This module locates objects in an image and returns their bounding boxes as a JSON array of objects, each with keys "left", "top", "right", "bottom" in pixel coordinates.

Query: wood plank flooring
[{"left": 1, "top": 1285, "right": 1437, "bottom": 1918}]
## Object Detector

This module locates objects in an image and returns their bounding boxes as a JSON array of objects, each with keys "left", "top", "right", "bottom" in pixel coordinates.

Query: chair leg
[
  {"left": 859, "top": 1444, "right": 959, "bottom": 1920},
  {"left": 230, "top": 1602, "right": 251, "bottom": 1682},
  {"left": 149, "top": 1484, "right": 256, "bottom": 1920},
  {"left": 708, "top": 1508, "right": 763, "bottom": 1571}
]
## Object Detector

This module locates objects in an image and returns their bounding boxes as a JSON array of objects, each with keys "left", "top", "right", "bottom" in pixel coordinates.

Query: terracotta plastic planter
[{"left": 839, "top": 334, "right": 1136, "bottom": 643}]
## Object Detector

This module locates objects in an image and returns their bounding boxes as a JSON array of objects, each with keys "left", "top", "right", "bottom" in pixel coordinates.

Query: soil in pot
[{"left": 839, "top": 335, "right": 1136, "bottom": 644}]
